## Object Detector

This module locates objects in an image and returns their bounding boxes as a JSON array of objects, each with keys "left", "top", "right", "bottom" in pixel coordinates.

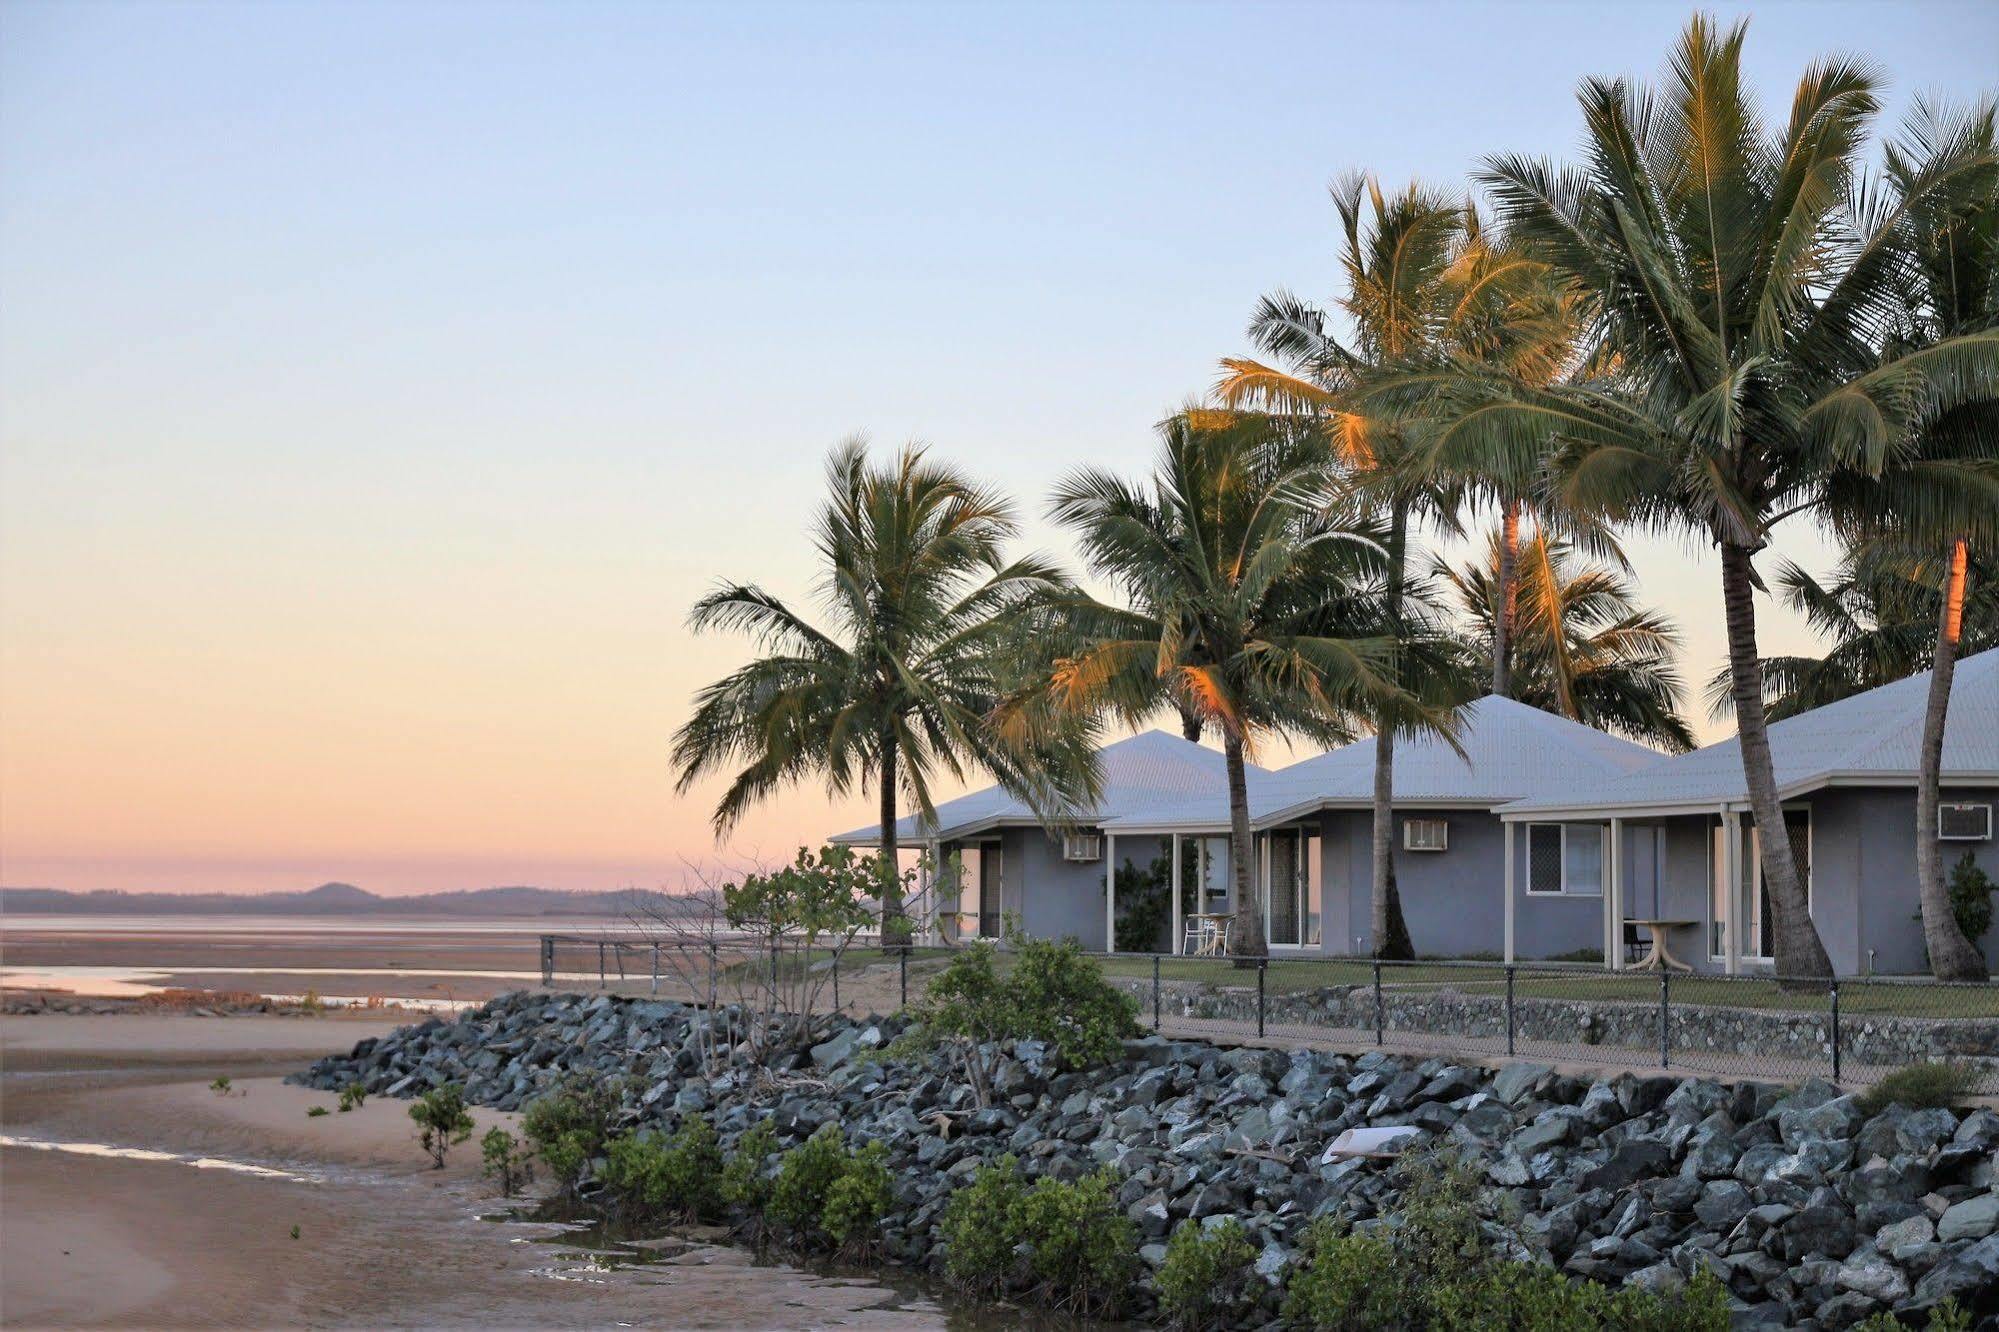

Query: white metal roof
[
  {"left": 828, "top": 729, "right": 1270, "bottom": 845},
  {"left": 1099, "top": 695, "right": 1664, "bottom": 832},
  {"left": 1500, "top": 647, "right": 1999, "bottom": 820}
]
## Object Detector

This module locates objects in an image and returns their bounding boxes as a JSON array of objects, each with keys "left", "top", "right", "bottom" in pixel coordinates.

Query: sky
[{"left": 3, "top": 1, "right": 1995, "bottom": 897}]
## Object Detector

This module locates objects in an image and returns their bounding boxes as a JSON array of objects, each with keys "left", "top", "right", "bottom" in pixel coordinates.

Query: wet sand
[{"left": 0, "top": 1014, "right": 953, "bottom": 1330}]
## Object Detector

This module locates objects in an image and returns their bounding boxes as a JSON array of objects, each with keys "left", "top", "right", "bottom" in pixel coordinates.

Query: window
[
  {"left": 1526, "top": 823, "right": 1602, "bottom": 895},
  {"left": 1527, "top": 824, "right": 1564, "bottom": 895},
  {"left": 1404, "top": 818, "right": 1448, "bottom": 852},
  {"left": 1940, "top": 803, "right": 1993, "bottom": 841}
]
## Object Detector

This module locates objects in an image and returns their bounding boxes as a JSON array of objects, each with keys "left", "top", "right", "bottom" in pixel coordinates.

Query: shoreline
[{"left": 0, "top": 1013, "right": 953, "bottom": 1330}]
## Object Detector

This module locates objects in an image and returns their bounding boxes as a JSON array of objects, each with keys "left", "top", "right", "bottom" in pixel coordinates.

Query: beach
[{"left": 0, "top": 1012, "right": 953, "bottom": 1330}]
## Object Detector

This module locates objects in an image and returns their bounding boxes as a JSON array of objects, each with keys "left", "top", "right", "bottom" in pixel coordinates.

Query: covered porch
[{"left": 1100, "top": 825, "right": 1324, "bottom": 956}]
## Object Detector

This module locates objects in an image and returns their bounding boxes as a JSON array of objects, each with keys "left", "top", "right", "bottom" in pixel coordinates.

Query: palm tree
[
  {"left": 1815, "top": 97, "right": 1999, "bottom": 980},
  {"left": 1709, "top": 553, "right": 1999, "bottom": 723},
  {"left": 1014, "top": 411, "right": 1447, "bottom": 960},
  {"left": 672, "top": 439, "right": 1094, "bottom": 939},
  {"left": 1214, "top": 176, "right": 1491, "bottom": 959},
  {"left": 1436, "top": 529, "right": 1696, "bottom": 752},
  {"left": 1457, "top": 17, "right": 1999, "bottom": 978}
]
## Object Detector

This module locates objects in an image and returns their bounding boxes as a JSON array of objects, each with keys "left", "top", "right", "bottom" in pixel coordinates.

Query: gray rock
[
  {"left": 1936, "top": 1191, "right": 1999, "bottom": 1242},
  {"left": 1493, "top": 1062, "right": 1554, "bottom": 1106},
  {"left": 1834, "top": 1248, "right": 1909, "bottom": 1304}
]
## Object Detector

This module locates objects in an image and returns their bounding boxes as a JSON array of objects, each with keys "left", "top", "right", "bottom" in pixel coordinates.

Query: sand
[{"left": 0, "top": 1015, "right": 953, "bottom": 1330}]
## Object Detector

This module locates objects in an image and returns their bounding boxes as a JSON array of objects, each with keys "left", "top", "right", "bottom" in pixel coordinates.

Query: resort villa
[{"left": 833, "top": 649, "right": 1999, "bottom": 976}]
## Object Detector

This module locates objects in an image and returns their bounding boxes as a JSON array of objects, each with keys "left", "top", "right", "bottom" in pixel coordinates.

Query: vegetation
[
  {"left": 409, "top": 1084, "right": 474, "bottom": 1169},
  {"left": 939, "top": 1155, "right": 1136, "bottom": 1316},
  {"left": 1158, "top": 1217, "right": 1260, "bottom": 1330},
  {"left": 601, "top": 1117, "right": 724, "bottom": 1222},
  {"left": 337, "top": 1083, "right": 367, "bottom": 1113},
  {"left": 1950, "top": 852, "right": 1994, "bottom": 945},
  {"left": 1436, "top": 531, "right": 1694, "bottom": 751},
  {"left": 1013, "top": 410, "right": 1445, "bottom": 960},
  {"left": 1855, "top": 1299, "right": 1971, "bottom": 1332},
  {"left": 480, "top": 1126, "right": 534, "bottom": 1197},
  {"left": 819, "top": 1140, "right": 893, "bottom": 1257},
  {"left": 306, "top": 1105, "right": 329, "bottom": 1118},
  {"left": 908, "top": 938, "right": 1139, "bottom": 1105},
  {"left": 1112, "top": 854, "right": 1173, "bottom": 953},
  {"left": 520, "top": 1075, "right": 624, "bottom": 1194},
  {"left": 1284, "top": 1151, "right": 1730, "bottom": 1330},
  {"left": 671, "top": 441, "right": 1097, "bottom": 937},
  {"left": 208, "top": 1076, "right": 232, "bottom": 1096},
  {"left": 761, "top": 1123, "right": 892, "bottom": 1253},
  {"left": 1856, "top": 1061, "right": 1983, "bottom": 1116}
]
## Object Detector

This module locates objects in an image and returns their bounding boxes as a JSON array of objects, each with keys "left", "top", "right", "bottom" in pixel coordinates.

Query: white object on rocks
[{"left": 1321, "top": 1125, "right": 1419, "bottom": 1162}]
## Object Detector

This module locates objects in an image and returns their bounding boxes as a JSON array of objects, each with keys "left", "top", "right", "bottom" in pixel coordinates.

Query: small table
[{"left": 1625, "top": 918, "right": 1697, "bottom": 972}]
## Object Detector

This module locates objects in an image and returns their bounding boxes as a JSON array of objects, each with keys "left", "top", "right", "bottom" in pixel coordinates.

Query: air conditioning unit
[
  {"left": 1940, "top": 803, "right": 1993, "bottom": 841},
  {"left": 1403, "top": 818, "right": 1448, "bottom": 852},
  {"left": 1062, "top": 832, "right": 1103, "bottom": 862}
]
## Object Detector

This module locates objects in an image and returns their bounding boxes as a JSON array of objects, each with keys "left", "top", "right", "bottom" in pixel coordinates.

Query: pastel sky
[{"left": 4, "top": 2, "right": 1994, "bottom": 896}]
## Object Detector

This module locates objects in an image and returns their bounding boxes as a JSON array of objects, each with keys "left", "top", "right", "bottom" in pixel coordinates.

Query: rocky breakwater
[{"left": 293, "top": 991, "right": 1999, "bottom": 1326}]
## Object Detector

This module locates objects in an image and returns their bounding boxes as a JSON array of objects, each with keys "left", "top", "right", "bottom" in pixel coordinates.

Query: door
[{"left": 977, "top": 841, "right": 1003, "bottom": 940}]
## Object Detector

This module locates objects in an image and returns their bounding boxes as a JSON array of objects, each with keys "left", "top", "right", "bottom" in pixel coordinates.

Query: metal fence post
[
  {"left": 598, "top": 941, "right": 607, "bottom": 989},
  {"left": 1152, "top": 953, "right": 1161, "bottom": 1030},
  {"left": 899, "top": 946, "right": 908, "bottom": 1010},
  {"left": 1658, "top": 970, "right": 1670, "bottom": 1069},
  {"left": 833, "top": 953, "right": 841, "bottom": 1014},
  {"left": 539, "top": 936, "right": 552, "bottom": 986},
  {"left": 1830, "top": 979, "right": 1842, "bottom": 1084},
  {"left": 1257, "top": 960, "right": 1267, "bottom": 1039},
  {"left": 650, "top": 943, "right": 659, "bottom": 995},
  {"left": 1505, "top": 965, "right": 1517, "bottom": 1058},
  {"left": 707, "top": 940, "right": 717, "bottom": 1013},
  {"left": 1373, "top": 959, "right": 1384, "bottom": 1046}
]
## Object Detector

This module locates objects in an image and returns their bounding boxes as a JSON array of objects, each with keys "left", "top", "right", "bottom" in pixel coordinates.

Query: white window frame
[
  {"left": 1711, "top": 806, "right": 1813, "bottom": 964},
  {"left": 1524, "top": 823, "right": 1604, "bottom": 896},
  {"left": 1403, "top": 818, "right": 1449, "bottom": 852},
  {"left": 1061, "top": 831, "right": 1103, "bottom": 862},
  {"left": 1939, "top": 803, "right": 1993, "bottom": 841}
]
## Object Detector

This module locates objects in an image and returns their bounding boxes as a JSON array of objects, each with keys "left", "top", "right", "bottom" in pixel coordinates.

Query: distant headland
[{"left": 0, "top": 881, "right": 694, "bottom": 918}]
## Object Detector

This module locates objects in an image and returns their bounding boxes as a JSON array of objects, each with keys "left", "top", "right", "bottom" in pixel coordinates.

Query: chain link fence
[{"left": 540, "top": 935, "right": 1999, "bottom": 1093}]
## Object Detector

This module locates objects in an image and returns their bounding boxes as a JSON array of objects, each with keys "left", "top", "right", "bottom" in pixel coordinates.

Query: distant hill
[{"left": 0, "top": 881, "right": 701, "bottom": 918}]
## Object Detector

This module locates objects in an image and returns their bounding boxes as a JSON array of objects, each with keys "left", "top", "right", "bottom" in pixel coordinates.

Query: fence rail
[{"left": 537, "top": 936, "right": 1999, "bottom": 1093}]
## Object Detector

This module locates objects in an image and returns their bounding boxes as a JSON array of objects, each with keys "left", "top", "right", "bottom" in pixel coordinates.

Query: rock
[
  {"left": 1875, "top": 1213, "right": 1935, "bottom": 1262},
  {"left": 1586, "top": 1140, "right": 1673, "bottom": 1192},
  {"left": 1834, "top": 1248, "right": 1909, "bottom": 1304},
  {"left": 1695, "top": 1180, "right": 1753, "bottom": 1230},
  {"left": 1911, "top": 1232, "right": 1999, "bottom": 1306},
  {"left": 1493, "top": 1063, "right": 1554, "bottom": 1106},
  {"left": 1936, "top": 1192, "right": 1999, "bottom": 1242}
]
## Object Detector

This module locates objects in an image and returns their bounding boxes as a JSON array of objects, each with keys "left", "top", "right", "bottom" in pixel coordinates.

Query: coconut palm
[
  {"left": 1813, "top": 98, "right": 1999, "bottom": 979},
  {"left": 1456, "top": 17, "right": 1999, "bottom": 978},
  {"left": 1013, "top": 411, "right": 1452, "bottom": 959},
  {"left": 1709, "top": 553, "right": 1999, "bottom": 723},
  {"left": 672, "top": 439, "right": 1095, "bottom": 939},
  {"left": 1437, "top": 529, "right": 1696, "bottom": 751},
  {"left": 1214, "top": 176, "right": 1497, "bottom": 958}
]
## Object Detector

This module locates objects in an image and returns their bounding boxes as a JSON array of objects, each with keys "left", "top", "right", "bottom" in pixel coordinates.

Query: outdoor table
[{"left": 1626, "top": 918, "right": 1697, "bottom": 972}]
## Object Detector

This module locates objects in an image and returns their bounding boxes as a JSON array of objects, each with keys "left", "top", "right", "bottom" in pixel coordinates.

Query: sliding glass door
[{"left": 1263, "top": 828, "right": 1320, "bottom": 948}]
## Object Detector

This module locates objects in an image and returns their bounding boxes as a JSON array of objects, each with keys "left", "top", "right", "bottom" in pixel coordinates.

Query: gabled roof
[
  {"left": 1501, "top": 647, "right": 1999, "bottom": 819},
  {"left": 829, "top": 729, "right": 1269, "bottom": 845},
  {"left": 1099, "top": 695, "right": 1663, "bottom": 832}
]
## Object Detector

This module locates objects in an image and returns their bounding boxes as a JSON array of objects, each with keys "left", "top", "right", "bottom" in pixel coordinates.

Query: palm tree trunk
[
  {"left": 878, "top": 728, "right": 905, "bottom": 950},
  {"left": 1719, "top": 543, "right": 1830, "bottom": 980},
  {"left": 1916, "top": 540, "right": 1986, "bottom": 981},
  {"left": 1371, "top": 501, "right": 1416, "bottom": 961},
  {"left": 1178, "top": 706, "right": 1204, "bottom": 744},
  {"left": 1493, "top": 498, "right": 1520, "bottom": 697},
  {"left": 1224, "top": 731, "right": 1267, "bottom": 961}
]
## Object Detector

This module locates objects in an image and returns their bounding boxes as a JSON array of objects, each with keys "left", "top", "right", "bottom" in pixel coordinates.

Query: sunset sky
[{"left": 4, "top": 1, "right": 1994, "bottom": 897}]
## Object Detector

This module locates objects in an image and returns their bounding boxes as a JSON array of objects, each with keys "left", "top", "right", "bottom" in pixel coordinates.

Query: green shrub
[
  {"left": 306, "top": 1105, "right": 330, "bottom": 1118},
  {"left": 767, "top": 1124, "right": 852, "bottom": 1246},
  {"left": 916, "top": 938, "right": 1139, "bottom": 1103},
  {"left": 1856, "top": 1298, "right": 1972, "bottom": 1332},
  {"left": 821, "top": 1140, "right": 893, "bottom": 1256},
  {"left": 1857, "top": 1061, "right": 1981, "bottom": 1115},
  {"left": 939, "top": 1154, "right": 1030, "bottom": 1296},
  {"left": 721, "top": 1120, "right": 779, "bottom": 1213},
  {"left": 480, "top": 1126, "right": 534, "bottom": 1197},
  {"left": 338, "top": 1083, "right": 367, "bottom": 1113},
  {"left": 1158, "top": 1217, "right": 1259, "bottom": 1330},
  {"left": 600, "top": 1116, "right": 723, "bottom": 1221},
  {"left": 1949, "top": 852, "right": 1994, "bottom": 944},
  {"left": 521, "top": 1076, "right": 623, "bottom": 1194},
  {"left": 409, "top": 1084, "right": 474, "bottom": 1169},
  {"left": 209, "top": 1076, "right": 232, "bottom": 1096},
  {"left": 1113, "top": 855, "right": 1173, "bottom": 952},
  {"left": 1009, "top": 1167, "right": 1137, "bottom": 1316},
  {"left": 1283, "top": 1148, "right": 1730, "bottom": 1332}
]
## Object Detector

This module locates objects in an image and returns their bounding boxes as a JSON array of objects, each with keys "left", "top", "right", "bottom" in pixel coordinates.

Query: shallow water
[{"left": 0, "top": 1133, "right": 318, "bottom": 1182}]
